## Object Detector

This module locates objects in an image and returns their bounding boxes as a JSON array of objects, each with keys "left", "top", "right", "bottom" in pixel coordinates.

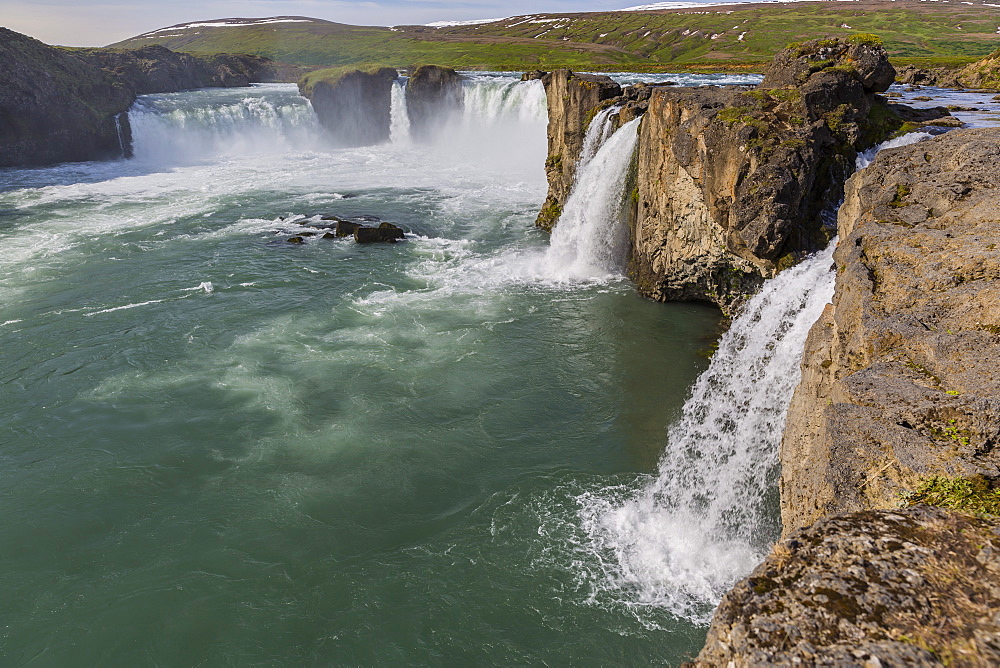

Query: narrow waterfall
[
  {"left": 573, "top": 130, "right": 938, "bottom": 624},
  {"left": 114, "top": 113, "right": 128, "bottom": 159},
  {"left": 578, "top": 243, "right": 837, "bottom": 622},
  {"left": 578, "top": 105, "right": 622, "bottom": 167},
  {"left": 390, "top": 79, "right": 411, "bottom": 145},
  {"left": 541, "top": 116, "right": 640, "bottom": 281}
]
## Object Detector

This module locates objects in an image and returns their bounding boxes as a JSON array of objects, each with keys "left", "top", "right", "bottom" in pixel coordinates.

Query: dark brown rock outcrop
[
  {"left": 298, "top": 66, "right": 398, "bottom": 147},
  {"left": 0, "top": 27, "right": 277, "bottom": 168},
  {"left": 693, "top": 505, "right": 1000, "bottom": 666},
  {"left": 629, "top": 38, "right": 898, "bottom": 311},
  {"left": 535, "top": 70, "right": 621, "bottom": 231},
  {"left": 405, "top": 65, "right": 464, "bottom": 141},
  {"left": 780, "top": 127, "right": 1000, "bottom": 535}
]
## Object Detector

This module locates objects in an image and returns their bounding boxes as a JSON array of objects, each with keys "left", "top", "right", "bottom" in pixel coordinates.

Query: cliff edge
[{"left": 781, "top": 127, "right": 1000, "bottom": 534}]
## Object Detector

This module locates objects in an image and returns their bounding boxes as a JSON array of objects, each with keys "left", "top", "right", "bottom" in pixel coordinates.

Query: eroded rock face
[
  {"left": 693, "top": 505, "right": 1000, "bottom": 666},
  {"left": 298, "top": 67, "right": 399, "bottom": 147},
  {"left": 630, "top": 38, "right": 898, "bottom": 311},
  {"left": 781, "top": 127, "right": 1000, "bottom": 535},
  {"left": 535, "top": 40, "right": 901, "bottom": 311},
  {"left": 535, "top": 70, "right": 622, "bottom": 231},
  {"left": 78, "top": 45, "right": 277, "bottom": 94},
  {"left": 405, "top": 65, "right": 464, "bottom": 140}
]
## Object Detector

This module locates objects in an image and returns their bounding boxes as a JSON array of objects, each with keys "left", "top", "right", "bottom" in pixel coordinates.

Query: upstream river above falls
[{"left": 2, "top": 73, "right": 997, "bottom": 665}]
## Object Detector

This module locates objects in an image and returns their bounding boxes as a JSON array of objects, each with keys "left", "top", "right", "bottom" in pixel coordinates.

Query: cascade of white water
[
  {"left": 577, "top": 242, "right": 837, "bottom": 622},
  {"left": 128, "top": 88, "right": 320, "bottom": 162},
  {"left": 855, "top": 131, "right": 933, "bottom": 170},
  {"left": 578, "top": 105, "right": 622, "bottom": 167},
  {"left": 540, "top": 117, "right": 641, "bottom": 281},
  {"left": 571, "top": 130, "right": 938, "bottom": 624},
  {"left": 114, "top": 113, "right": 128, "bottom": 159},
  {"left": 461, "top": 78, "right": 547, "bottom": 124},
  {"left": 390, "top": 79, "right": 411, "bottom": 145}
]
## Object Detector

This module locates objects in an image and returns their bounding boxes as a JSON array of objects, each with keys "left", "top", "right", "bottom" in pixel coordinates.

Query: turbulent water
[{"left": 0, "top": 75, "right": 729, "bottom": 665}]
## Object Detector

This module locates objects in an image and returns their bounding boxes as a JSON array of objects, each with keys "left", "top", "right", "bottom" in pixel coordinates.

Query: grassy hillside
[{"left": 109, "top": 1, "right": 1000, "bottom": 72}]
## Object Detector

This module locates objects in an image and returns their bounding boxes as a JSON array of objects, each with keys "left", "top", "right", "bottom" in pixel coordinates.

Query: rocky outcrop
[
  {"left": 0, "top": 27, "right": 135, "bottom": 167},
  {"left": 535, "top": 70, "right": 621, "bottom": 231},
  {"left": 0, "top": 27, "right": 277, "bottom": 168},
  {"left": 897, "top": 48, "right": 1000, "bottom": 90},
  {"left": 77, "top": 45, "right": 277, "bottom": 94},
  {"left": 693, "top": 505, "right": 1000, "bottom": 666},
  {"left": 405, "top": 65, "right": 464, "bottom": 141},
  {"left": 780, "top": 127, "right": 1000, "bottom": 535},
  {"left": 298, "top": 66, "right": 399, "bottom": 147},
  {"left": 629, "top": 38, "right": 900, "bottom": 311}
]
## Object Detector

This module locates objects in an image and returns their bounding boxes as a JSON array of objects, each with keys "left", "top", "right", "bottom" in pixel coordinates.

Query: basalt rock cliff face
[
  {"left": 535, "top": 70, "right": 621, "bottom": 231},
  {"left": 897, "top": 46, "right": 1000, "bottom": 90},
  {"left": 77, "top": 45, "right": 277, "bottom": 94},
  {"left": 780, "top": 127, "right": 1000, "bottom": 534},
  {"left": 538, "top": 39, "right": 905, "bottom": 312},
  {"left": 298, "top": 67, "right": 399, "bottom": 147},
  {"left": 695, "top": 127, "right": 1000, "bottom": 664},
  {"left": 0, "top": 27, "right": 277, "bottom": 168},
  {"left": 405, "top": 65, "right": 464, "bottom": 141}
]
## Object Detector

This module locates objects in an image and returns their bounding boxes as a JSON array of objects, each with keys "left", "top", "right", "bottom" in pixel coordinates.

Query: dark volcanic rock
[
  {"left": 693, "top": 506, "right": 1000, "bottom": 666},
  {"left": 535, "top": 70, "right": 622, "bottom": 231},
  {"left": 0, "top": 28, "right": 134, "bottom": 167},
  {"left": 354, "top": 223, "right": 404, "bottom": 243},
  {"left": 299, "top": 67, "right": 399, "bottom": 147},
  {"left": 0, "top": 27, "right": 277, "bottom": 168},
  {"left": 77, "top": 45, "right": 276, "bottom": 94},
  {"left": 405, "top": 65, "right": 464, "bottom": 141},
  {"left": 334, "top": 220, "right": 363, "bottom": 237},
  {"left": 521, "top": 70, "right": 547, "bottom": 81},
  {"left": 762, "top": 37, "right": 895, "bottom": 93}
]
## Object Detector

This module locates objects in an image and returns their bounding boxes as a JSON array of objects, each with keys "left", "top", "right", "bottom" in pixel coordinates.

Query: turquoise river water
[{"left": 0, "top": 72, "right": 827, "bottom": 665}]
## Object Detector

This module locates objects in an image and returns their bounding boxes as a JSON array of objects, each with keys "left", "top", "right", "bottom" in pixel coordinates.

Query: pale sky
[{"left": 0, "top": 0, "right": 735, "bottom": 47}]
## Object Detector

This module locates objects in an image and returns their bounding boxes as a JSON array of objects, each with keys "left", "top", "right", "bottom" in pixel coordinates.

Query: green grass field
[{"left": 109, "top": 0, "right": 1000, "bottom": 73}]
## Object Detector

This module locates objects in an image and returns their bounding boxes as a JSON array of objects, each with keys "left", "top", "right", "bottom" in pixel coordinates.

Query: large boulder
[
  {"left": 762, "top": 35, "right": 896, "bottom": 94},
  {"left": 405, "top": 65, "right": 464, "bottom": 141},
  {"left": 298, "top": 66, "right": 399, "bottom": 147}
]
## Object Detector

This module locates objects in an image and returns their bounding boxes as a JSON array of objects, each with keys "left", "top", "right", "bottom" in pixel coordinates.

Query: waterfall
[
  {"left": 576, "top": 242, "right": 837, "bottom": 622},
  {"left": 570, "top": 130, "right": 939, "bottom": 624},
  {"left": 390, "top": 79, "right": 411, "bottom": 145},
  {"left": 461, "top": 78, "right": 547, "bottom": 125},
  {"left": 855, "top": 131, "right": 933, "bottom": 170},
  {"left": 128, "top": 86, "right": 320, "bottom": 163},
  {"left": 578, "top": 105, "right": 622, "bottom": 167},
  {"left": 540, "top": 116, "right": 640, "bottom": 281},
  {"left": 114, "top": 113, "right": 128, "bottom": 159}
]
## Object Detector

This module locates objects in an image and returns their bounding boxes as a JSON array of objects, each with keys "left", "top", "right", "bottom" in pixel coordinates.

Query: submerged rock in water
[
  {"left": 298, "top": 66, "right": 399, "bottom": 146},
  {"left": 286, "top": 236, "right": 305, "bottom": 244},
  {"left": 354, "top": 223, "right": 404, "bottom": 243},
  {"left": 335, "top": 221, "right": 363, "bottom": 237},
  {"left": 405, "top": 65, "right": 464, "bottom": 141},
  {"left": 693, "top": 505, "right": 1000, "bottom": 666}
]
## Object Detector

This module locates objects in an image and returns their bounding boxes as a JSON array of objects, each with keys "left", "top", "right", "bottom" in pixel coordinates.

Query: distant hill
[{"left": 109, "top": 1, "right": 1000, "bottom": 71}]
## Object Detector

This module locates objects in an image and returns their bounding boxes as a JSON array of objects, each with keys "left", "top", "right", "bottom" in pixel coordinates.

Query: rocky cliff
[
  {"left": 0, "top": 28, "right": 278, "bottom": 168},
  {"left": 693, "top": 126, "right": 1000, "bottom": 664},
  {"left": 780, "top": 127, "right": 1000, "bottom": 534},
  {"left": 535, "top": 70, "right": 621, "bottom": 231},
  {"left": 693, "top": 505, "right": 1000, "bottom": 665},
  {"left": 898, "top": 46, "right": 1000, "bottom": 90},
  {"left": 298, "top": 65, "right": 399, "bottom": 147},
  {"left": 405, "top": 65, "right": 464, "bottom": 141},
  {"left": 538, "top": 37, "right": 907, "bottom": 311}
]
